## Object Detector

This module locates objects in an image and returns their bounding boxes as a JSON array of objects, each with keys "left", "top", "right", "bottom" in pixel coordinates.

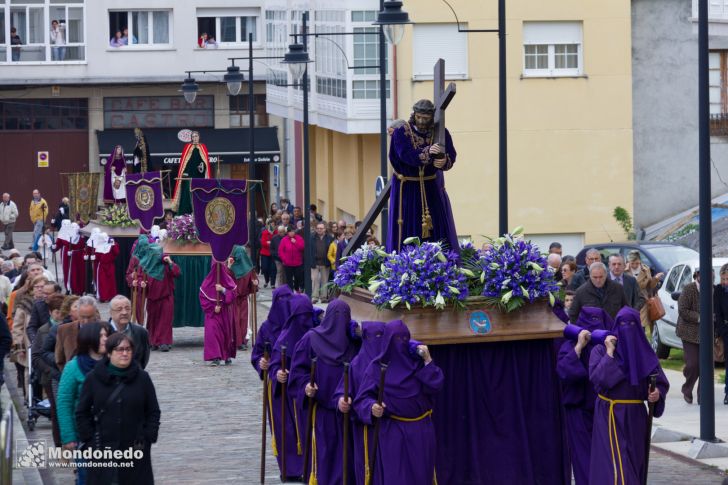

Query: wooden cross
[{"left": 433, "top": 58, "right": 457, "bottom": 147}]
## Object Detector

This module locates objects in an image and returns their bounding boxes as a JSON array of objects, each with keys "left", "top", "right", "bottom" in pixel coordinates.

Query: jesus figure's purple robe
[
  {"left": 386, "top": 122, "right": 458, "bottom": 252},
  {"left": 588, "top": 345, "right": 668, "bottom": 485}
]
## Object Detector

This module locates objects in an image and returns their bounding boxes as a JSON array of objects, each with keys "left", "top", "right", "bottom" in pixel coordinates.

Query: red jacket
[
  {"left": 278, "top": 234, "right": 304, "bottom": 267},
  {"left": 260, "top": 229, "right": 273, "bottom": 257}
]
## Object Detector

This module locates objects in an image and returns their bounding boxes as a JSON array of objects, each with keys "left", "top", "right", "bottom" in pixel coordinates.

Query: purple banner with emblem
[
  {"left": 190, "top": 179, "right": 248, "bottom": 262},
  {"left": 125, "top": 171, "right": 164, "bottom": 232}
]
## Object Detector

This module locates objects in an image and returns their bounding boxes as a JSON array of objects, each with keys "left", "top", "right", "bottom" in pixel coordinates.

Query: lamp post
[
  {"left": 281, "top": 3, "right": 411, "bottom": 296},
  {"left": 374, "top": 0, "right": 412, "bottom": 245},
  {"left": 283, "top": 15, "right": 314, "bottom": 296}
]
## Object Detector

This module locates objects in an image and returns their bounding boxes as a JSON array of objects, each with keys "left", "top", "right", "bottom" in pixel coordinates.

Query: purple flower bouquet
[
  {"left": 332, "top": 244, "right": 387, "bottom": 293},
  {"left": 167, "top": 214, "right": 199, "bottom": 243},
  {"left": 475, "top": 227, "right": 559, "bottom": 312},
  {"left": 369, "top": 238, "right": 469, "bottom": 310}
]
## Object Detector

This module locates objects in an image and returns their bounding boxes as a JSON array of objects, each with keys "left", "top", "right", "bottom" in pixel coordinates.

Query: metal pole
[
  {"left": 303, "top": 12, "right": 313, "bottom": 297},
  {"left": 379, "top": 0, "right": 389, "bottom": 244},
  {"left": 698, "top": 0, "right": 716, "bottom": 442},
  {"left": 249, "top": 33, "right": 257, "bottom": 251},
  {"left": 498, "top": 0, "right": 508, "bottom": 236}
]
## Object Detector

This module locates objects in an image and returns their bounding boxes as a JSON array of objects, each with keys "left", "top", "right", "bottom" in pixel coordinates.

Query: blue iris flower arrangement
[
  {"left": 476, "top": 227, "right": 559, "bottom": 312},
  {"left": 368, "top": 238, "right": 470, "bottom": 310},
  {"left": 332, "top": 244, "right": 387, "bottom": 293}
]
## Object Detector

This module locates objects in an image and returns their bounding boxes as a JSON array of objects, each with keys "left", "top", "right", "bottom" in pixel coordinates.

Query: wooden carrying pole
[
  {"left": 302, "top": 357, "right": 317, "bottom": 482},
  {"left": 367, "top": 363, "right": 388, "bottom": 485},
  {"left": 643, "top": 374, "right": 658, "bottom": 485},
  {"left": 259, "top": 342, "right": 271, "bottom": 484},
  {"left": 250, "top": 291, "right": 258, "bottom": 346},
  {"left": 280, "top": 345, "right": 288, "bottom": 480},
  {"left": 342, "top": 362, "right": 351, "bottom": 485}
]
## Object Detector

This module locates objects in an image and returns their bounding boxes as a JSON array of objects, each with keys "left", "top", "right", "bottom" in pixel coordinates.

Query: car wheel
[{"left": 651, "top": 326, "right": 671, "bottom": 359}]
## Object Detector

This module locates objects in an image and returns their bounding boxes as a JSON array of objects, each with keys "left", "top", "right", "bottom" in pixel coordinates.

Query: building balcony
[{"left": 710, "top": 113, "right": 728, "bottom": 136}]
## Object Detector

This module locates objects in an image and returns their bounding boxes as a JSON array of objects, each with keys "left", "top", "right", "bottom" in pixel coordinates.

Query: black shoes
[
  {"left": 160, "top": 344, "right": 171, "bottom": 352},
  {"left": 724, "top": 394, "right": 728, "bottom": 405}
]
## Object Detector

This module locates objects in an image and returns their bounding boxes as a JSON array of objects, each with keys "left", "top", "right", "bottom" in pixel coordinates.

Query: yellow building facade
[{"left": 285, "top": 0, "right": 633, "bottom": 254}]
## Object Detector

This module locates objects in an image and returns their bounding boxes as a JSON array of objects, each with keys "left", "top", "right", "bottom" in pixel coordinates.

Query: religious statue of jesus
[
  {"left": 101, "top": 145, "right": 127, "bottom": 204},
  {"left": 386, "top": 99, "right": 459, "bottom": 252},
  {"left": 173, "top": 130, "right": 212, "bottom": 215}
]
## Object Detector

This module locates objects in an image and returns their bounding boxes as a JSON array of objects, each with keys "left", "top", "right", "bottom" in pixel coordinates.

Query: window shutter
[
  {"left": 412, "top": 24, "right": 468, "bottom": 80},
  {"left": 522, "top": 22, "right": 582, "bottom": 45}
]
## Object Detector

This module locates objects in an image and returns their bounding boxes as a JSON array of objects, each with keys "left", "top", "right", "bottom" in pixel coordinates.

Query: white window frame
[
  {"left": 522, "top": 21, "right": 583, "bottom": 78},
  {"left": 351, "top": 13, "right": 389, "bottom": 100},
  {"left": 196, "top": 8, "right": 261, "bottom": 48},
  {"left": 108, "top": 9, "right": 173, "bottom": 49},
  {"left": 1, "top": 1, "right": 87, "bottom": 64}
]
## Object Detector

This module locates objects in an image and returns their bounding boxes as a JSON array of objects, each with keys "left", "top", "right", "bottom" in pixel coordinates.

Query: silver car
[{"left": 651, "top": 258, "right": 728, "bottom": 358}]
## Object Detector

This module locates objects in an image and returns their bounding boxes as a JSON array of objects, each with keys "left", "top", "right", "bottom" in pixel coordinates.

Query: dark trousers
[
  {"left": 284, "top": 265, "right": 304, "bottom": 292},
  {"left": 261, "top": 255, "right": 276, "bottom": 286},
  {"left": 1, "top": 222, "right": 14, "bottom": 247},
  {"left": 682, "top": 340, "right": 699, "bottom": 397},
  {"left": 44, "top": 380, "right": 61, "bottom": 447},
  {"left": 724, "top": 335, "right": 728, "bottom": 395}
]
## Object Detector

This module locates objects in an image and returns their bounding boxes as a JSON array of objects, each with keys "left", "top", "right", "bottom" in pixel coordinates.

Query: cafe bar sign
[{"left": 103, "top": 96, "right": 214, "bottom": 129}]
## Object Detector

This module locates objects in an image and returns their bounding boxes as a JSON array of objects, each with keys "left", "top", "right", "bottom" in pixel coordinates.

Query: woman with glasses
[{"left": 76, "top": 333, "right": 160, "bottom": 484}]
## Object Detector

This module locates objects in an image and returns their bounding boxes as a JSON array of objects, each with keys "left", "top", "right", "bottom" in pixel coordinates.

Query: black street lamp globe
[
  {"left": 180, "top": 76, "right": 199, "bottom": 104},
  {"left": 282, "top": 43, "right": 311, "bottom": 81},
  {"left": 373, "top": 0, "right": 412, "bottom": 46},
  {"left": 224, "top": 64, "right": 245, "bottom": 96}
]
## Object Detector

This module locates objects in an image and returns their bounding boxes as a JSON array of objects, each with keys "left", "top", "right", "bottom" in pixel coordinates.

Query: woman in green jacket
[{"left": 56, "top": 321, "right": 110, "bottom": 483}]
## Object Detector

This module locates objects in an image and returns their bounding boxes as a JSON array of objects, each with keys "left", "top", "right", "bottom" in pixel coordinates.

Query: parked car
[
  {"left": 651, "top": 258, "right": 728, "bottom": 359},
  {"left": 575, "top": 242, "right": 698, "bottom": 277}
]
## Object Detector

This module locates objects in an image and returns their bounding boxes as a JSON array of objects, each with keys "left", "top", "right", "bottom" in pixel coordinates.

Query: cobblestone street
[{"left": 3, "top": 287, "right": 726, "bottom": 483}]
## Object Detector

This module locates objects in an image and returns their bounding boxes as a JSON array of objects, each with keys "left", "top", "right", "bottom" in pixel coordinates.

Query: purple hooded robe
[
  {"left": 199, "top": 260, "right": 237, "bottom": 361},
  {"left": 588, "top": 307, "right": 669, "bottom": 485},
  {"left": 102, "top": 145, "right": 127, "bottom": 203},
  {"left": 267, "top": 295, "right": 315, "bottom": 479},
  {"left": 353, "top": 320, "right": 444, "bottom": 485},
  {"left": 289, "top": 299, "right": 360, "bottom": 485},
  {"left": 556, "top": 307, "right": 614, "bottom": 485},
  {"left": 333, "top": 321, "right": 386, "bottom": 485}
]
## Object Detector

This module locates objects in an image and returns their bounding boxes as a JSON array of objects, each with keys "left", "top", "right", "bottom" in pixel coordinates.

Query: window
[
  {"left": 229, "top": 94, "right": 268, "bottom": 127},
  {"left": 522, "top": 21, "right": 583, "bottom": 77},
  {"left": 196, "top": 8, "right": 259, "bottom": 46},
  {"left": 664, "top": 265, "right": 684, "bottom": 293},
  {"left": 412, "top": 23, "right": 468, "bottom": 80},
  {"left": 313, "top": 14, "right": 346, "bottom": 98},
  {"left": 351, "top": 13, "right": 389, "bottom": 99},
  {"left": 709, "top": 50, "right": 728, "bottom": 135},
  {"left": 264, "top": 10, "right": 287, "bottom": 87},
  {"left": 0, "top": 98, "right": 88, "bottom": 130},
  {"left": 2, "top": 1, "right": 85, "bottom": 62},
  {"left": 108, "top": 10, "right": 171, "bottom": 47}
]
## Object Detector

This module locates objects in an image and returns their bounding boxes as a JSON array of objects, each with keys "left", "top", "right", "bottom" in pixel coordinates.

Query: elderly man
[
  {"left": 608, "top": 254, "right": 644, "bottom": 310},
  {"left": 108, "top": 295, "right": 150, "bottom": 368},
  {"left": 55, "top": 295, "right": 98, "bottom": 371},
  {"left": 310, "top": 222, "right": 334, "bottom": 303},
  {"left": 577, "top": 248, "right": 602, "bottom": 281},
  {"left": 568, "top": 262, "right": 628, "bottom": 322},
  {"left": 547, "top": 253, "right": 563, "bottom": 282},
  {"left": 0, "top": 193, "right": 18, "bottom": 250},
  {"left": 1, "top": 260, "right": 19, "bottom": 282}
]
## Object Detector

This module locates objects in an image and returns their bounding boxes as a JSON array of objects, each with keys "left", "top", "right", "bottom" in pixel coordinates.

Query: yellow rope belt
[
  {"left": 598, "top": 394, "right": 644, "bottom": 485},
  {"left": 267, "top": 379, "right": 277, "bottom": 457},
  {"left": 390, "top": 409, "right": 433, "bottom": 422},
  {"left": 393, "top": 170, "right": 437, "bottom": 250},
  {"left": 308, "top": 403, "right": 318, "bottom": 485},
  {"left": 293, "top": 398, "right": 303, "bottom": 455}
]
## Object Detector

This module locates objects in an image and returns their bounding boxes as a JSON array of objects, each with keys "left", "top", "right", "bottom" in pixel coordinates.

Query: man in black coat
[
  {"left": 108, "top": 295, "right": 150, "bottom": 369},
  {"left": 608, "top": 254, "right": 644, "bottom": 310},
  {"left": 0, "top": 313, "right": 11, "bottom": 391},
  {"left": 27, "top": 282, "right": 61, "bottom": 344},
  {"left": 568, "top": 262, "right": 629, "bottom": 322}
]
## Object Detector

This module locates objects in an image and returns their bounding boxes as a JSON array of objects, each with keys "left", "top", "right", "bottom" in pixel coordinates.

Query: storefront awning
[{"left": 96, "top": 127, "right": 281, "bottom": 168}]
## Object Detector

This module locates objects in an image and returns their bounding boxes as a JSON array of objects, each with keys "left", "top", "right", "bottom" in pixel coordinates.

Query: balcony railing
[{"left": 710, "top": 113, "right": 728, "bottom": 136}]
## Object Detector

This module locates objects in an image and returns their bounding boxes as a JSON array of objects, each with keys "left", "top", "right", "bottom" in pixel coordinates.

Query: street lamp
[
  {"left": 282, "top": 21, "right": 314, "bottom": 296},
  {"left": 180, "top": 75, "right": 199, "bottom": 104},
  {"left": 223, "top": 63, "right": 244, "bottom": 96},
  {"left": 374, "top": 0, "right": 413, "bottom": 46}
]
